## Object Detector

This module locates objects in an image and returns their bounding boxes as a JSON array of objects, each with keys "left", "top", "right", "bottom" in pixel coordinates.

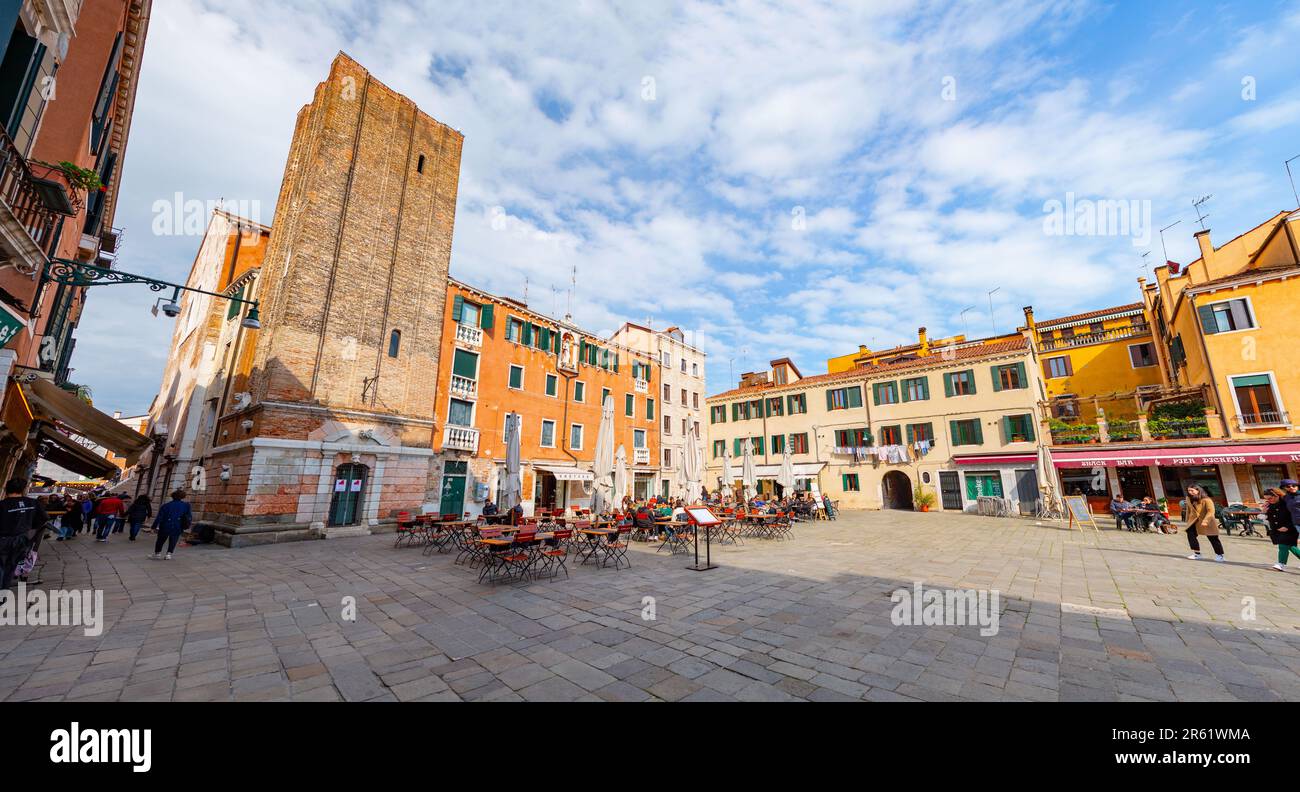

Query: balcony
[
  {"left": 0, "top": 131, "right": 76, "bottom": 274},
  {"left": 634, "top": 448, "right": 650, "bottom": 465},
  {"left": 1236, "top": 410, "right": 1290, "bottom": 431},
  {"left": 454, "top": 323, "right": 482, "bottom": 348},
  {"left": 634, "top": 379, "right": 648, "bottom": 394},
  {"left": 442, "top": 425, "right": 479, "bottom": 452},
  {"left": 1049, "top": 413, "right": 1212, "bottom": 446},
  {"left": 1038, "top": 322, "right": 1150, "bottom": 352},
  {"left": 450, "top": 374, "right": 477, "bottom": 399}
]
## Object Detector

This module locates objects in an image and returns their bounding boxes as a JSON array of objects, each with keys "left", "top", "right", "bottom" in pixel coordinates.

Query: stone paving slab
[{"left": 4, "top": 511, "right": 1300, "bottom": 702}]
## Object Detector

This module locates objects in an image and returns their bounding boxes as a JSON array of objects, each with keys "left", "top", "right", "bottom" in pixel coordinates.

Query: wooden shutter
[
  {"left": 1001, "top": 416, "right": 1012, "bottom": 443},
  {"left": 1197, "top": 304, "right": 1218, "bottom": 334},
  {"left": 479, "top": 303, "right": 494, "bottom": 330},
  {"left": 973, "top": 420, "right": 984, "bottom": 444},
  {"left": 1014, "top": 363, "right": 1027, "bottom": 388},
  {"left": 872, "top": 383, "right": 882, "bottom": 405},
  {"left": 991, "top": 366, "right": 1003, "bottom": 392},
  {"left": 452, "top": 294, "right": 464, "bottom": 322},
  {"left": 1023, "top": 415, "right": 1036, "bottom": 442},
  {"left": 949, "top": 420, "right": 961, "bottom": 445},
  {"left": 848, "top": 386, "right": 862, "bottom": 408},
  {"left": 943, "top": 372, "right": 954, "bottom": 397},
  {"left": 826, "top": 390, "right": 835, "bottom": 411},
  {"left": 920, "top": 378, "right": 929, "bottom": 400}
]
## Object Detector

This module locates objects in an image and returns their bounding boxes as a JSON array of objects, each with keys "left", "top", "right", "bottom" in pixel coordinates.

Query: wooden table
[{"left": 577, "top": 527, "right": 617, "bottom": 566}]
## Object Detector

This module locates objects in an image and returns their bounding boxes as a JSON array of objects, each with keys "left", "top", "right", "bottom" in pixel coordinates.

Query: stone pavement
[{"left": 4, "top": 510, "right": 1300, "bottom": 702}]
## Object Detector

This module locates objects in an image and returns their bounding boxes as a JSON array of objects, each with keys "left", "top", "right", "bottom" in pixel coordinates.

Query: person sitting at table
[
  {"left": 654, "top": 501, "right": 673, "bottom": 520},
  {"left": 482, "top": 497, "right": 498, "bottom": 517},
  {"left": 1109, "top": 493, "right": 1135, "bottom": 530},
  {"left": 508, "top": 502, "right": 524, "bottom": 525},
  {"left": 1134, "top": 496, "right": 1168, "bottom": 532}
]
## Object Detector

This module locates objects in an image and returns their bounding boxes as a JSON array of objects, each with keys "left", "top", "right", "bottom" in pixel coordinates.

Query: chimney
[
  {"left": 917, "top": 327, "right": 929, "bottom": 355},
  {"left": 1022, "top": 306, "right": 1035, "bottom": 332},
  {"left": 113, "top": 411, "right": 121, "bottom": 419},
  {"left": 1194, "top": 229, "right": 1214, "bottom": 266}
]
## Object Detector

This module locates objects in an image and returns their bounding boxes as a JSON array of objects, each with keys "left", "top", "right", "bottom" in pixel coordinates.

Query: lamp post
[{"left": 44, "top": 258, "right": 261, "bottom": 329}]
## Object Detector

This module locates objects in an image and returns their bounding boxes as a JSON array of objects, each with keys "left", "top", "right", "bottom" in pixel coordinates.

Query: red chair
[
  {"left": 394, "top": 511, "right": 415, "bottom": 547},
  {"left": 539, "top": 529, "right": 572, "bottom": 580}
]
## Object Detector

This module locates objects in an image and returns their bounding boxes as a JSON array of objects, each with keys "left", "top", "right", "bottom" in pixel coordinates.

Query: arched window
[
  {"left": 416, "top": 154, "right": 426, "bottom": 173},
  {"left": 388, "top": 329, "right": 401, "bottom": 357}
]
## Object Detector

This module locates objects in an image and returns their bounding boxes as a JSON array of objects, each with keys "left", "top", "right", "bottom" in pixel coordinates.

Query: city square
[{"left": 5, "top": 511, "right": 1300, "bottom": 703}]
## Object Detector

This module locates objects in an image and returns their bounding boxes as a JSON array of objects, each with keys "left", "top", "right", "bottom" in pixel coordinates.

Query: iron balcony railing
[
  {"left": 0, "top": 129, "right": 78, "bottom": 258},
  {"left": 1237, "top": 410, "right": 1290, "bottom": 430},
  {"left": 1038, "top": 322, "right": 1151, "bottom": 352}
]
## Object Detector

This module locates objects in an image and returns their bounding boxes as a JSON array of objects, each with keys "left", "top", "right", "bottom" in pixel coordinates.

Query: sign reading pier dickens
[
  {"left": 891, "top": 582, "right": 1000, "bottom": 637},
  {"left": 0, "top": 585, "right": 104, "bottom": 636}
]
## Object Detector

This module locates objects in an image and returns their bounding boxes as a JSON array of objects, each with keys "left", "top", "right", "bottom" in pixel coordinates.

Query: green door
[
  {"left": 441, "top": 460, "right": 467, "bottom": 517},
  {"left": 329, "top": 463, "right": 367, "bottom": 526}
]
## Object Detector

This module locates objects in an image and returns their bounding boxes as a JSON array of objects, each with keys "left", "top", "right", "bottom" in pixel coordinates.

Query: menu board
[{"left": 686, "top": 507, "right": 721, "bottom": 525}]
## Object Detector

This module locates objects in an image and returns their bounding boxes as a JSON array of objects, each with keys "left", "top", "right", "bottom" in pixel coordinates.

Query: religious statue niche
[{"left": 559, "top": 331, "right": 578, "bottom": 372}]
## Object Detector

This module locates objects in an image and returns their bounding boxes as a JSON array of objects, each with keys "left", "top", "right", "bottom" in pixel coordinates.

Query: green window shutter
[
  {"left": 991, "top": 366, "right": 1003, "bottom": 392},
  {"left": 901, "top": 380, "right": 912, "bottom": 403},
  {"left": 613, "top": 356, "right": 619, "bottom": 373},
  {"left": 1015, "top": 362, "right": 1027, "bottom": 389},
  {"left": 848, "top": 386, "right": 862, "bottom": 408},
  {"left": 1024, "top": 415, "right": 1036, "bottom": 442},
  {"left": 732, "top": 403, "right": 740, "bottom": 421},
  {"left": 522, "top": 323, "right": 533, "bottom": 346},
  {"left": 539, "top": 327, "right": 550, "bottom": 349},
  {"left": 786, "top": 395, "right": 794, "bottom": 414},
  {"left": 973, "top": 420, "right": 984, "bottom": 445},
  {"left": 479, "top": 302, "right": 494, "bottom": 330},
  {"left": 905, "top": 424, "right": 914, "bottom": 444},
  {"left": 922, "top": 423, "right": 933, "bottom": 442},
  {"left": 871, "top": 383, "right": 882, "bottom": 405},
  {"left": 920, "top": 378, "right": 929, "bottom": 400},
  {"left": 452, "top": 294, "right": 464, "bottom": 322},
  {"left": 949, "top": 420, "right": 961, "bottom": 445},
  {"left": 966, "top": 476, "right": 979, "bottom": 500},
  {"left": 841, "top": 474, "right": 849, "bottom": 491},
  {"left": 826, "top": 390, "right": 835, "bottom": 411},
  {"left": 227, "top": 284, "right": 244, "bottom": 319},
  {"left": 966, "top": 371, "right": 976, "bottom": 395},
  {"left": 734, "top": 438, "right": 742, "bottom": 456},
  {"left": 625, "top": 394, "right": 633, "bottom": 416},
  {"left": 1001, "top": 416, "right": 1012, "bottom": 443},
  {"left": 452, "top": 349, "right": 478, "bottom": 379},
  {"left": 647, "top": 399, "right": 654, "bottom": 420},
  {"left": 1197, "top": 304, "right": 1219, "bottom": 334},
  {"left": 943, "top": 372, "right": 954, "bottom": 397}
]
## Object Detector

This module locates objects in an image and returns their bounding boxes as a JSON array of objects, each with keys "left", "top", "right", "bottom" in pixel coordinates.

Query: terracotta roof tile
[{"left": 1036, "top": 303, "right": 1144, "bottom": 328}]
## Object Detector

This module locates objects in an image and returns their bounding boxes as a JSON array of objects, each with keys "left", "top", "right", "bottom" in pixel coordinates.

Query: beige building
[{"left": 705, "top": 329, "right": 1049, "bottom": 512}]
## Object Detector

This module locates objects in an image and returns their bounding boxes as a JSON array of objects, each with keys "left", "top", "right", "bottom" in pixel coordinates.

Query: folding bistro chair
[
  {"left": 538, "top": 529, "right": 572, "bottom": 580},
  {"left": 657, "top": 522, "right": 691, "bottom": 555},
  {"left": 394, "top": 511, "right": 417, "bottom": 547},
  {"left": 501, "top": 529, "right": 539, "bottom": 581},
  {"left": 605, "top": 525, "right": 632, "bottom": 569}
]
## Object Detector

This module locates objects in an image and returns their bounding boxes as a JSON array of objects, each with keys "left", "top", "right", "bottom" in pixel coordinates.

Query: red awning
[
  {"left": 953, "top": 454, "right": 1038, "bottom": 465},
  {"left": 1052, "top": 443, "right": 1300, "bottom": 469}
]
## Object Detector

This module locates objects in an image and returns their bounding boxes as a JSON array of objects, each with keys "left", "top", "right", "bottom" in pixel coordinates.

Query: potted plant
[
  {"left": 913, "top": 484, "right": 936, "bottom": 512},
  {"left": 53, "top": 161, "right": 103, "bottom": 192}
]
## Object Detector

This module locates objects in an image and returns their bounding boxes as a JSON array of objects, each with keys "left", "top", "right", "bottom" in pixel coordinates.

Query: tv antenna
[
  {"left": 1192, "top": 195, "right": 1212, "bottom": 231},
  {"left": 1286, "top": 155, "right": 1300, "bottom": 207},
  {"left": 986, "top": 287, "right": 1001, "bottom": 335},
  {"left": 959, "top": 306, "right": 976, "bottom": 337},
  {"left": 1159, "top": 220, "right": 1182, "bottom": 262},
  {"left": 1140, "top": 251, "right": 1151, "bottom": 277}
]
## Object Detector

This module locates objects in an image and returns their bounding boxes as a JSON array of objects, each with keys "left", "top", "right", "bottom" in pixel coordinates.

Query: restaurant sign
[
  {"left": 1055, "top": 447, "right": 1300, "bottom": 469},
  {"left": 0, "top": 301, "right": 25, "bottom": 347}
]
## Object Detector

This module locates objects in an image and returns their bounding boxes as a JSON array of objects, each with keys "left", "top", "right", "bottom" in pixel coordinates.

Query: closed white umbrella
[
  {"left": 741, "top": 439, "right": 757, "bottom": 502},
  {"left": 613, "top": 445, "right": 629, "bottom": 509},
  {"left": 680, "top": 426, "right": 700, "bottom": 503},
  {"left": 777, "top": 440, "right": 796, "bottom": 496},
  {"left": 721, "top": 445, "right": 735, "bottom": 503},
  {"left": 501, "top": 412, "right": 522, "bottom": 513},
  {"left": 1037, "top": 442, "right": 1060, "bottom": 518},
  {"left": 591, "top": 394, "right": 616, "bottom": 514}
]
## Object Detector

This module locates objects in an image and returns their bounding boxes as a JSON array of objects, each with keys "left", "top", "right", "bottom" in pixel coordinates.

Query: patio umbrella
[
  {"left": 741, "top": 439, "right": 757, "bottom": 503},
  {"left": 591, "top": 394, "right": 616, "bottom": 514},
  {"left": 1037, "top": 442, "right": 1061, "bottom": 519},
  {"left": 501, "top": 412, "right": 522, "bottom": 513},
  {"left": 613, "top": 445, "right": 629, "bottom": 508},
  {"left": 682, "top": 425, "right": 702, "bottom": 503},
  {"left": 721, "top": 445, "right": 735, "bottom": 502},
  {"left": 777, "top": 440, "right": 796, "bottom": 496}
]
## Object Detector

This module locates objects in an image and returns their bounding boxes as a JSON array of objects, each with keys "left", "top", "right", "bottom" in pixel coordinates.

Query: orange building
[{"left": 433, "top": 279, "right": 661, "bottom": 516}]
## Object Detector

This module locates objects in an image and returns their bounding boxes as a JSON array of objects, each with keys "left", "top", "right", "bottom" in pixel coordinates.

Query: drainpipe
[{"left": 1187, "top": 293, "right": 1232, "bottom": 438}]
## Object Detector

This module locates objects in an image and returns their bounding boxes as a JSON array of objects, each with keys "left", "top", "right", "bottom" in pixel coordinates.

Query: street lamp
[{"left": 45, "top": 258, "right": 262, "bottom": 329}]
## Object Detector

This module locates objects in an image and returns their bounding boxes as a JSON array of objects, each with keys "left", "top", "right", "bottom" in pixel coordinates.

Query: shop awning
[
  {"left": 1052, "top": 443, "right": 1300, "bottom": 469},
  {"left": 536, "top": 465, "right": 593, "bottom": 482},
  {"left": 953, "top": 454, "right": 1038, "bottom": 465},
  {"left": 20, "top": 377, "right": 150, "bottom": 464},
  {"left": 33, "top": 424, "right": 119, "bottom": 479},
  {"left": 740, "top": 462, "right": 825, "bottom": 480}
]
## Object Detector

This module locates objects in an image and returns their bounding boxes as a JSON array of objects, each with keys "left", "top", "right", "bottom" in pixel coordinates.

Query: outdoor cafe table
[
  {"left": 740, "top": 512, "right": 780, "bottom": 538},
  {"left": 577, "top": 525, "right": 618, "bottom": 567},
  {"left": 426, "top": 519, "right": 476, "bottom": 553},
  {"left": 1222, "top": 509, "right": 1265, "bottom": 537}
]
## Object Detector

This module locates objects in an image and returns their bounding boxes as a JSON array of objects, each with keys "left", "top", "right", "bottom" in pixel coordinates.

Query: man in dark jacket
[
  {"left": 126, "top": 494, "right": 153, "bottom": 541},
  {"left": 1282, "top": 480, "right": 1300, "bottom": 526},
  {"left": 0, "top": 478, "right": 47, "bottom": 589},
  {"left": 150, "top": 490, "right": 192, "bottom": 560}
]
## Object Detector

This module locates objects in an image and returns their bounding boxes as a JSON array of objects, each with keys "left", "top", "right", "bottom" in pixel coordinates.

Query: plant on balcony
[
  {"left": 50, "top": 161, "right": 103, "bottom": 192},
  {"left": 1048, "top": 418, "right": 1098, "bottom": 445}
]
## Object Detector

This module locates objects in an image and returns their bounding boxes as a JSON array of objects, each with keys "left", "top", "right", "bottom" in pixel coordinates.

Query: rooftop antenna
[
  {"left": 959, "top": 306, "right": 975, "bottom": 337},
  {"left": 986, "top": 287, "right": 1001, "bottom": 335},
  {"left": 1286, "top": 155, "right": 1300, "bottom": 207},
  {"left": 523, "top": 276, "right": 529, "bottom": 304},
  {"left": 566, "top": 265, "right": 576, "bottom": 320},
  {"left": 1140, "top": 250, "right": 1151, "bottom": 278},
  {"left": 1159, "top": 220, "right": 1182, "bottom": 261},
  {"left": 1192, "top": 194, "right": 1212, "bottom": 231},
  {"left": 552, "top": 285, "right": 559, "bottom": 317}
]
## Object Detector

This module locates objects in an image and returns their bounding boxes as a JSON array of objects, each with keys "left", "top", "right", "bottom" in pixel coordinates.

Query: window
[
  {"left": 713, "top": 440, "right": 725, "bottom": 458},
  {"left": 944, "top": 370, "right": 976, "bottom": 396},
  {"left": 681, "top": 358, "right": 687, "bottom": 372},
  {"left": 601, "top": 387, "right": 611, "bottom": 407},
  {"left": 1199, "top": 298, "right": 1255, "bottom": 334},
  {"left": 871, "top": 382, "right": 898, "bottom": 406},
  {"left": 663, "top": 414, "right": 671, "bottom": 434},
  {"left": 1128, "top": 343, "right": 1156, "bottom": 368},
  {"left": 458, "top": 299, "right": 480, "bottom": 328},
  {"left": 949, "top": 419, "right": 983, "bottom": 446},
  {"left": 417, "top": 154, "right": 425, "bottom": 173},
  {"left": 842, "top": 474, "right": 860, "bottom": 492},
  {"left": 452, "top": 349, "right": 479, "bottom": 380},
  {"left": 663, "top": 448, "right": 672, "bottom": 466},
  {"left": 771, "top": 434, "right": 785, "bottom": 454},
  {"left": 878, "top": 425, "right": 902, "bottom": 445},
  {"left": 834, "top": 428, "right": 870, "bottom": 447},
  {"left": 766, "top": 397, "right": 783, "bottom": 417},
  {"left": 1254, "top": 464, "right": 1289, "bottom": 494},
  {"left": 646, "top": 398, "right": 655, "bottom": 420},
  {"left": 992, "top": 363, "right": 1028, "bottom": 391},
  {"left": 693, "top": 392, "right": 699, "bottom": 409},
  {"left": 625, "top": 393, "right": 634, "bottom": 417},
  {"left": 694, "top": 420, "right": 700, "bottom": 437},
  {"left": 693, "top": 363, "right": 699, "bottom": 376},
  {"left": 1231, "top": 374, "right": 1284, "bottom": 425},
  {"left": 662, "top": 351, "right": 670, "bottom": 367},
  {"left": 901, "top": 377, "right": 929, "bottom": 402},
  {"left": 540, "top": 419, "right": 556, "bottom": 448},
  {"left": 774, "top": 366, "right": 787, "bottom": 385},
  {"left": 1003, "top": 414, "right": 1036, "bottom": 443},
  {"left": 574, "top": 381, "right": 586, "bottom": 402},
  {"left": 750, "top": 436, "right": 765, "bottom": 456},
  {"left": 787, "top": 393, "right": 807, "bottom": 415},
  {"left": 545, "top": 373, "right": 558, "bottom": 397},
  {"left": 828, "top": 386, "right": 864, "bottom": 410},
  {"left": 447, "top": 398, "right": 474, "bottom": 427},
  {"left": 711, "top": 405, "right": 727, "bottom": 424},
  {"left": 634, "top": 429, "right": 647, "bottom": 449},
  {"left": 1045, "top": 356, "right": 1071, "bottom": 379},
  {"left": 964, "top": 472, "right": 1003, "bottom": 499},
  {"left": 682, "top": 418, "right": 687, "bottom": 436},
  {"left": 1051, "top": 397, "right": 1079, "bottom": 419},
  {"left": 506, "top": 317, "right": 524, "bottom": 342},
  {"left": 508, "top": 365, "right": 524, "bottom": 390},
  {"left": 905, "top": 423, "right": 933, "bottom": 444},
  {"left": 664, "top": 383, "right": 671, "bottom": 401},
  {"left": 570, "top": 424, "right": 584, "bottom": 450},
  {"left": 1062, "top": 468, "right": 1109, "bottom": 497},
  {"left": 789, "top": 433, "right": 809, "bottom": 454},
  {"left": 681, "top": 388, "right": 687, "bottom": 406}
]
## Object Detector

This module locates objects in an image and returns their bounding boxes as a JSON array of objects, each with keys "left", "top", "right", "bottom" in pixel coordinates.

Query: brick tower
[{"left": 197, "top": 53, "right": 462, "bottom": 544}]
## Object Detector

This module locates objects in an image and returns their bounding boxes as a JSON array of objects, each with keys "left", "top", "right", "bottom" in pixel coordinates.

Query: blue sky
[{"left": 72, "top": 0, "right": 1300, "bottom": 416}]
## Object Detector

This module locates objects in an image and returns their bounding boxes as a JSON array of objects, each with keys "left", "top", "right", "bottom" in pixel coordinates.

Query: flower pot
[{"left": 918, "top": 504, "right": 930, "bottom": 512}]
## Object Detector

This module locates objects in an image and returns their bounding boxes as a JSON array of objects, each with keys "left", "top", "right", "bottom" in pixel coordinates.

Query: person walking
[
  {"left": 0, "top": 478, "right": 47, "bottom": 590},
  {"left": 125, "top": 494, "right": 152, "bottom": 542},
  {"left": 1184, "top": 485, "right": 1224, "bottom": 562},
  {"left": 94, "top": 492, "right": 125, "bottom": 542},
  {"left": 1263, "top": 487, "right": 1300, "bottom": 571},
  {"left": 61, "top": 494, "right": 83, "bottom": 538},
  {"left": 150, "top": 490, "right": 192, "bottom": 560}
]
